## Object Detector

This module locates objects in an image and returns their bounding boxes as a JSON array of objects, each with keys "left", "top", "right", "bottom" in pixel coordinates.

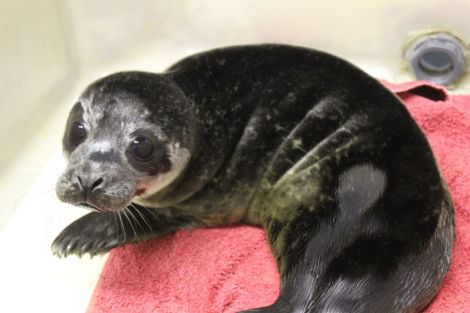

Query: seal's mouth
[
  {"left": 78, "top": 202, "right": 104, "bottom": 212},
  {"left": 135, "top": 188, "right": 146, "bottom": 196}
]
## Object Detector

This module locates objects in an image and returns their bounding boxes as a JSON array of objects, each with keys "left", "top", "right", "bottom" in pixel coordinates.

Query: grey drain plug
[{"left": 404, "top": 32, "right": 468, "bottom": 86}]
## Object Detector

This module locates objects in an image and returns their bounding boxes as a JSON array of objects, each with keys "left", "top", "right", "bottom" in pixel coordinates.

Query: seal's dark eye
[
  {"left": 131, "top": 137, "right": 154, "bottom": 161},
  {"left": 69, "top": 122, "right": 87, "bottom": 146}
]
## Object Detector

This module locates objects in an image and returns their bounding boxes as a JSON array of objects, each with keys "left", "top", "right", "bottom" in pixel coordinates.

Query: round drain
[{"left": 405, "top": 33, "right": 467, "bottom": 86}]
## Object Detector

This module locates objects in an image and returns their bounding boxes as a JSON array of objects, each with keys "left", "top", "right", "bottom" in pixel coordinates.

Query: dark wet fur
[{"left": 53, "top": 44, "right": 454, "bottom": 313}]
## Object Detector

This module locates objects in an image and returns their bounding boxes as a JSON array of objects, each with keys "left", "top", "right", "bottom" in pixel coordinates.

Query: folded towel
[{"left": 88, "top": 81, "right": 470, "bottom": 313}]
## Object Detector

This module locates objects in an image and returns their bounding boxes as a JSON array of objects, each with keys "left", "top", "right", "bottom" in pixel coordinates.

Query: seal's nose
[{"left": 76, "top": 175, "right": 104, "bottom": 193}]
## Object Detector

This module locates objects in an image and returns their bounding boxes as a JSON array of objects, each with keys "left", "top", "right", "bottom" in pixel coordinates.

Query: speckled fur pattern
[{"left": 52, "top": 44, "right": 454, "bottom": 313}]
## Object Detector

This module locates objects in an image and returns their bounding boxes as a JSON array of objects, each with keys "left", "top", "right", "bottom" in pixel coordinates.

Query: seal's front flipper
[
  {"left": 52, "top": 204, "right": 202, "bottom": 257},
  {"left": 51, "top": 211, "right": 122, "bottom": 257}
]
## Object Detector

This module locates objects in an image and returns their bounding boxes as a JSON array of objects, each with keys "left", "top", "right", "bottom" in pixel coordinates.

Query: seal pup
[{"left": 52, "top": 44, "right": 454, "bottom": 313}]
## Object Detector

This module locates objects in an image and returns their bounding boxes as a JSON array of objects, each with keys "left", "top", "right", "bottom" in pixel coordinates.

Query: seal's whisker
[
  {"left": 113, "top": 212, "right": 120, "bottom": 244},
  {"left": 130, "top": 203, "right": 152, "bottom": 232},
  {"left": 126, "top": 206, "right": 145, "bottom": 233},
  {"left": 117, "top": 211, "right": 127, "bottom": 243},
  {"left": 122, "top": 208, "right": 138, "bottom": 238},
  {"left": 43, "top": 201, "right": 67, "bottom": 244},
  {"left": 23, "top": 189, "right": 57, "bottom": 201},
  {"left": 136, "top": 202, "right": 159, "bottom": 221}
]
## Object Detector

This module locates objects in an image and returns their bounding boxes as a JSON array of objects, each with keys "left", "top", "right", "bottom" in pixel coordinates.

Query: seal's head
[{"left": 56, "top": 72, "right": 195, "bottom": 212}]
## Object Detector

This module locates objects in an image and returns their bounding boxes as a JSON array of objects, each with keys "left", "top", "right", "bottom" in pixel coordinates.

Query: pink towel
[{"left": 87, "top": 81, "right": 470, "bottom": 313}]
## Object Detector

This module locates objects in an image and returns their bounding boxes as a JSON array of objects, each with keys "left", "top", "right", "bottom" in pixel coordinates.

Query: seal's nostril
[
  {"left": 76, "top": 175, "right": 103, "bottom": 192},
  {"left": 77, "top": 176, "right": 84, "bottom": 189},
  {"left": 91, "top": 178, "right": 104, "bottom": 191}
]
